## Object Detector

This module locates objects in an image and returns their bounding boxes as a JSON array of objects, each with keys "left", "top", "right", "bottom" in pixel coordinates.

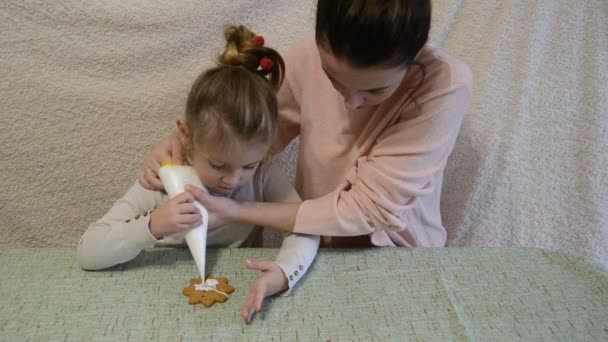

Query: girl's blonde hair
[{"left": 184, "top": 25, "right": 285, "bottom": 159}]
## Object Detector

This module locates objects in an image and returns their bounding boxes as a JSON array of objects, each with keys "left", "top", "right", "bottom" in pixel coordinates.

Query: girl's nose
[{"left": 221, "top": 171, "right": 240, "bottom": 188}]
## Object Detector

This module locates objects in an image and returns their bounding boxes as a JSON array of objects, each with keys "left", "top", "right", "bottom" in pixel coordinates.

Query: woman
[{"left": 141, "top": 0, "right": 472, "bottom": 248}]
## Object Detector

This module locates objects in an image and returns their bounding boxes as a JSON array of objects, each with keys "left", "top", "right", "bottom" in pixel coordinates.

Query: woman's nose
[{"left": 344, "top": 92, "right": 364, "bottom": 110}]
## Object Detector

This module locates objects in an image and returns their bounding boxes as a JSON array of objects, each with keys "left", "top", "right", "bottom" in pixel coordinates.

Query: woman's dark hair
[{"left": 315, "top": 0, "right": 431, "bottom": 68}]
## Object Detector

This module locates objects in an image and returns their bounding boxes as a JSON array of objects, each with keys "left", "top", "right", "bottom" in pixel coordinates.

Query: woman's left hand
[
  {"left": 185, "top": 184, "right": 238, "bottom": 229},
  {"left": 241, "top": 259, "right": 289, "bottom": 324}
]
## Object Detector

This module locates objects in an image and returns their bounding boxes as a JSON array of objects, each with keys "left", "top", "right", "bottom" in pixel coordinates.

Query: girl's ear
[{"left": 176, "top": 120, "right": 190, "bottom": 146}]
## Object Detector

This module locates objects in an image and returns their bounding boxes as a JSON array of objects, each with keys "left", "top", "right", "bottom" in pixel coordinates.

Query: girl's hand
[
  {"left": 185, "top": 185, "right": 239, "bottom": 230},
  {"left": 240, "top": 259, "right": 289, "bottom": 324},
  {"left": 149, "top": 192, "right": 202, "bottom": 238},
  {"left": 139, "top": 133, "right": 183, "bottom": 191}
]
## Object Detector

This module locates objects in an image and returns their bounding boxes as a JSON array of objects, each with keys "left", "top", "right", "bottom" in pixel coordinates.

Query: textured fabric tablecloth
[{"left": 1, "top": 247, "right": 607, "bottom": 341}]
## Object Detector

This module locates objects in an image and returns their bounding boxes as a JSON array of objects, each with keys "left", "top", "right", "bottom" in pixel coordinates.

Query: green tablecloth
[{"left": 1, "top": 247, "right": 607, "bottom": 341}]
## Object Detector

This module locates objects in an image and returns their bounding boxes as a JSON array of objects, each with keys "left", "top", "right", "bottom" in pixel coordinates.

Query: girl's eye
[
  {"left": 209, "top": 162, "right": 225, "bottom": 170},
  {"left": 243, "top": 164, "right": 259, "bottom": 170}
]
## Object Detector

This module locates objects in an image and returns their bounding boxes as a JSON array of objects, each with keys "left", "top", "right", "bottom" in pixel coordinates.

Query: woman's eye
[
  {"left": 243, "top": 164, "right": 258, "bottom": 170},
  {"left": 328, "top": 77, "right": 341, "bottom": 87},
  {"left": 368, "top": 89, "right": 386, "bottom": 95}
]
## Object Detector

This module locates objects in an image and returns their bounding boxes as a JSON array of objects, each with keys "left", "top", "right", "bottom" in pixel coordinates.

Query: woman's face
[{"left": 317, "top": 45, "right": 407, "bottom": 110}]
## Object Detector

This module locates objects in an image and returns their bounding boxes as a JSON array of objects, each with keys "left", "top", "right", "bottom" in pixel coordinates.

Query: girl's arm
[
  {"left": 77, "top": 181, "right": 163, "bottom": 270},
  {"left": 239, "top": 161, "right": 320, "bottom": 323},
  {"left": 258, "top": 161, "right": 319, "bottom": 293},
  {"left": 241, "top": 232, "right": 319, "bottom": 323}
]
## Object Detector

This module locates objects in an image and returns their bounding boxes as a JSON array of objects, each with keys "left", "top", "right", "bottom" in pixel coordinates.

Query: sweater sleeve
[
  {"left": 259, "top": 161, "right": 320, "bottom": 295},
  {"left": 274, "top": 232, "right": 319, "bottom": 296},
  {"left": 76, "top": 181, "right": 163, "bottom": 270},
  {"left": 272, "top": 41, "right": 304, "bottom": 154},
  {"left": 293, "top": 76, "right": 472, "bottom": 236}
]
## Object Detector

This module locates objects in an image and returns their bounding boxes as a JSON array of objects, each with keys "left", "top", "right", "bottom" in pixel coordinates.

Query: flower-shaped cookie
[{"left": 182, "top": 276, "right": 235, "bottom": 308}]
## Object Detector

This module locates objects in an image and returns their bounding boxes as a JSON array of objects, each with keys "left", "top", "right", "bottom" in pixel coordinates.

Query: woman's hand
[
  {"left": 241, "top": 259, "right": 289, "bottom": 324},
  {"left": 185, "top": 185, "right": 239, "bottom": 230},
  {"left": 139, "top": 133, "right": 183, "bottom": 191},
  {"left": 149, "top": 192, "right": 202, "bottom": 238}
]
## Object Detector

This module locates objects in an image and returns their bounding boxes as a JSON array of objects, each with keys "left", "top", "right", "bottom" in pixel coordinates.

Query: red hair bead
[
  {"left": 260, "top": 57, "right": 273, "bottom": 71},
  {"left": 252, "top": 35, "right": 265, "bottom": 46}
]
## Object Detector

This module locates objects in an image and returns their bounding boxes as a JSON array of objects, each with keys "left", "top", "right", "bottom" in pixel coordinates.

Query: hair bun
[
  {"left": 217, "top": 25, "right": 257, "bottom": 69},
  {"left": 216, "top": 25, "right": 285, "bottom": 90}
]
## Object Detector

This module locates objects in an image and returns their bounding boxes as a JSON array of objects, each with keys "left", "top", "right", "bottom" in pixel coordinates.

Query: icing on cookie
[{"left": 195, "top": 278, "right": 229, "bottom": 297}]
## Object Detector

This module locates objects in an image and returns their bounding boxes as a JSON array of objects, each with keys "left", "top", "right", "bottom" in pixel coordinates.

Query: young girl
[
  {"left": 142, "top": 0, "right": 472, "bottom": 248},
  {"left": 77, "top": 25, "right": 319, "bottom": 324}
]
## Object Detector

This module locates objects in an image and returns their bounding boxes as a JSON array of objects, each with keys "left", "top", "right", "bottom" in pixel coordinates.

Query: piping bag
[{"left": 158, "top": 162, "right": 208, "bottom": 280}]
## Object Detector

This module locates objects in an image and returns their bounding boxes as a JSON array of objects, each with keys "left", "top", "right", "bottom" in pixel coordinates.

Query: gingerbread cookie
[{"left": 182, "top": 276, "right": 235, "bottom": 308}]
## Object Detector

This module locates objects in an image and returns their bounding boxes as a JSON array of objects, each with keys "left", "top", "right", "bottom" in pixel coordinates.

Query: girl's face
[
  {"left": 191, "top": 138, "right": 269, "bottom": 196},
  {"left": 317, "top": 45, "right": 408, "bottom": 110},
  {"left": 177, "top": 120, "right": 269, "bottom": 196}
]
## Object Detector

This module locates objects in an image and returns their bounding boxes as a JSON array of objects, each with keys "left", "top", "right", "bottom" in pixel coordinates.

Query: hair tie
[
  {"left": 259, "top": 57, "right": 273, "bottom": 71},
  {"left": 252, "top": 35, "right": 265, "bottom": 47}
]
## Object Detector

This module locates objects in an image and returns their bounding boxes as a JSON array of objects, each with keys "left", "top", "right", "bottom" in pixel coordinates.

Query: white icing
[
  {"left": 194, "top": 279, "right": 229, "bottom": 297},
  {"left": 205, "top": 279, "right": 219, "bottom": 287}
]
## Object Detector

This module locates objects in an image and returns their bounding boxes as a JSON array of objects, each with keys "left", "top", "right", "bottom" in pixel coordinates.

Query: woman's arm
[
  {"left": 185, "top": 185, "right": 299, "bottom": 232},
  {"left": 185, "top": 159, "right": 304, "bottom": 232},
  {"left": 139, "top": 133, "right": 183, "bottom": 191},
  {"left": 239, "top": 201, "right": 300, "bottom": 232}
]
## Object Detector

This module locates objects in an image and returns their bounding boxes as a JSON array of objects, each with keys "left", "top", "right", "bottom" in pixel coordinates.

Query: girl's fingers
[
  {"left": 241, "top": 282, "right": 266, "bottom": 324},
  {"left": 245, "top": 259, "right": 275, "bottom": 272},
  {"left": 241, "top": 295, "right": 257, "bottom": 324},
  {"left": 178, "top": 213, "right": 202, "bottom": 225},
  {"left": 177, "top": 202, "right": 198, "bottom": 215},
  {"left": 253, "top": 288, "right": 264, "bottom": 312},
  {"left": 240, "top": 260, "right": 286, "bottom": 324},
  {"left": 174, "top": 192, "right": 195, "bottom": 205},
  {"left": 251, "top": 278, "right": 267, "bottom": 312}
]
